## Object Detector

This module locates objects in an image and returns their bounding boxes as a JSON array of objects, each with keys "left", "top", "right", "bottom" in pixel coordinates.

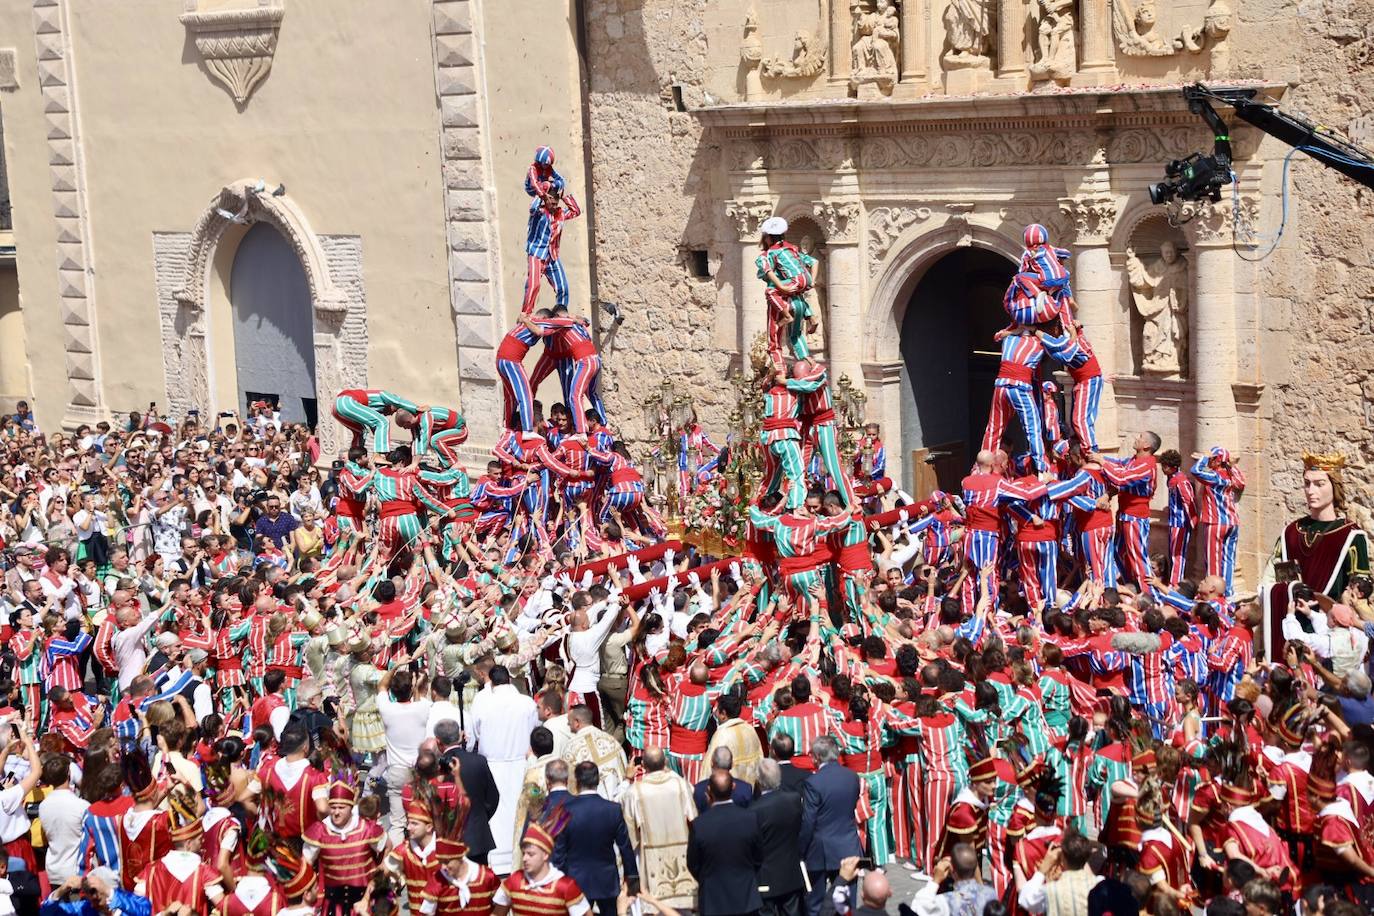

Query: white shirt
[
  {"left": 0, "top": 779, "right": 31, "bottom": 844},
  {"left": 40, "top": 572, "right": 81, "bottom": 618},
  {"left": 113, "top": 611, "right": 162, "bottom": 688},
  {"left": 38, "top": 787, "right": 89, "bottom": 882},
  {"left": 564, "top": 599, "right": 622, "bottom": 693},
  {"left": 425, "top": 700, "right": 466, "bottom": 739},
  {"left": 469, "top": 684, "right": 540, "bottom": 762},
  {"left": 376, "top": 695, "right": 434, "bottom": 768}
]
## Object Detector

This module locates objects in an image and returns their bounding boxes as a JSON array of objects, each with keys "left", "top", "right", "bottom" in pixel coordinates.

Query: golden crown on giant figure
[{"left": 1302, "top": 451, "right": 1347, "bottom": 473}]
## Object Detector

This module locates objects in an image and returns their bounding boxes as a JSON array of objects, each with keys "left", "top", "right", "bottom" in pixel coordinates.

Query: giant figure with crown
[{"left": 1259, "top": 451, "right": 1372, "bottom": 660}]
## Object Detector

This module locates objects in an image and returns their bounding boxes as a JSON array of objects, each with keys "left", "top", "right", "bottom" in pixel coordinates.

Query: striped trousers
[
  {"left": 1167, "top": 524, "right": 1192, "bottom": 586},
  {"left": 496, "top": 358, "right": 536, "bottom": 431},
  {"left": 764, "top": 438, "right": 806, "bottom": 509},
  {"left": 1015, "top": 539, "right": 1058, "bottom": 608},
  {"left": 332, "top": 394, "right": 391, "bottom": 453},
  {"left": 983, "top": 382, "right": 1047, "bottom": 471},
  {"left": 521, "top": 254, "right": 569, "bottom": 314},
  {"left": 565, "top": 357, "right": 606, "bottom": 433},
  {"left": 1115, "top": 515, "right": 1153, "bottom": 589},
  {"left": 1203, "top": 522, "right": 1239, "bottom": 592},
  {"left": 1079, "top": 525, "right": 1118, "bottom": 586},
  {"left": 1070, "top": 374, "right": 1103, "bottom": 451}
]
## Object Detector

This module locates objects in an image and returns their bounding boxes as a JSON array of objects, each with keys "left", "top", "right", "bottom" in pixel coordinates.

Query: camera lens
[{"left": 1148, "top": 182, "right": 1172, "bottom": 206}]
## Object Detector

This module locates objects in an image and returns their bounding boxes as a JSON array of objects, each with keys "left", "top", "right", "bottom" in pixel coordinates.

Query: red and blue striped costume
[
  {"left": 676, "top": 424, "right": 720, "bottom": 510},
  {"left": 1070, "top": 466, "right": 1118, "bottom": 586},
  {"left": 495, "top": 323, "right": 542, "bottom": 432},
  {"left": 1191, "top": 449, "right": 1246, "bottom": 591},
  {"left": 961, "top": 471, "right": 1046, "bottom": 605},
  {"left": 1019, "top": 223, "right": 1073, "bottom": 309},
  {"left": 1101, "top": 454, "right": 1158, "bottom": 590},
  {"left": 522, "top": 181, "right": 580, "bottom": 313},
  {"left": 1006, "top": 470, "right": 1092, "bottom": 607},
  {"left": 49, "top": 691, "right": 98, "bottom": 753},
  {"left": 528, "top": 316, "right": 606, "bottom": 434},
  {"left": 1039, "top": 327, "right": 1103, "bottom": 452},
  {"left": 1003, "top": 271, "right": 1059, "bottom": 325},
  {"left": 982, "top": 333, "right": 1049, "bottom": 471},
  {"left": 1205, "top": 622, "right": 1252, "bottom": 712},
  {"left": 495, "top": 430, "right": 581, "bottom": 528},
  {"left": 1041, "top": 380, "right": 1064, "bottom": 443},
  {"left": 1165, "top": 469, "right": 1197, "bottom": 586},
  {"left": 471, "top": 473, "right": 525, "bottom": 537},
  {"left": 587, "top": 448, "right": 664, "bottom": 539},
  {"left": 44, "top": 632, "right": 92, "bottom": 691},
  {"left": 1124, "top": 631, "right": 1176, "bottom": 738}
]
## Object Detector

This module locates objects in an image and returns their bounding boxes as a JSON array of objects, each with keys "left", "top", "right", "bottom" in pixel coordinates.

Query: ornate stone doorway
[{"left": 899, "top": 248, "right": 1016, "bottom": 491}]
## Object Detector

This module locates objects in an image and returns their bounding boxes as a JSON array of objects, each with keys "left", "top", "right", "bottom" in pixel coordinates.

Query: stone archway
[
  {"left": 153, "top": 179, "right": 368, "bottom": 457},
  {"left": 860, "top": 220, "right": 1024, "bottom": 489}
]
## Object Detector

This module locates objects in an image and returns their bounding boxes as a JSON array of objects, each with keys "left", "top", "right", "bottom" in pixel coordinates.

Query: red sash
[
  {"left": 668, "top": 724, "right": 708, "bottom": 754},
  {"left": 778, "top": 553, "right": 825, "bottom": 576},
  {"left": 1069, "top": 356, "right": 1101, "bottom": 382},
  {"left": 762, "top": 417, "right": 798, "bottom": 431},
  {"left": 997, "top": 363, "right": 1034, "bottom": 384},
  {"left": 1118, "top": 491, "right": 1151, "bottom": 518},
  {"left": 379, "top": 500, "right": 413, "bottom": 519},
  {"left": 610, "top": 468, "right": 640, "bottom": 486}
]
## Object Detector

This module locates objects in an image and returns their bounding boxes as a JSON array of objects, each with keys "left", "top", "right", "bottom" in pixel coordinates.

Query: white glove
[
  {"left": 627, "top": 554, "right": 641, "bottom": 576},
  {"left": 687, "top": 571, "right": 701, "bottom": 588},
  {"left": 898, "top": 509, "right": 909, "bottom": 524},
  {"left": 663, "top": 548, "right": 676, "bottom": 569},
  {"left": 580, "top": 570, "right": 594, "bottom": 589}
]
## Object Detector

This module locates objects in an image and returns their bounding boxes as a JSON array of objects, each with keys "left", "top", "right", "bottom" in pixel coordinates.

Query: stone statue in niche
[
  {"left": 1029, "top": 0, "right": 1077, "bottom": 80},
  {"left": 850, "top": 0, "right": 900, "bottom": 97},
  {"left": 1112, "top": 0, "right": 1172, "bottom": 56},
  {"left": 1127, "top": 240, "right": 1189, "bottom": 376},
  {"left": 762, "top": 30, "right": 829, "bottom": 78},
  {"left": 942, "top": 0, "right": 992, "bottom": 69},
  {"left": 741, "top": 8, "right": 764, "bottom": 99}
]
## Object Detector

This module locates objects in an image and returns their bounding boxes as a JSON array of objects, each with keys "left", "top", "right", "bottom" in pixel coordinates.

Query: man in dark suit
[
  {"left": 770, "top": 733, "right": 811, "bottom": 793},
  {"left": 551, "top": 762, "right": 638, "bottom": 915},
  {"left": 693, "top": 745, "right": 755, "bottom": 813},
  {"left": 434, "top": 717, "right": 501, "bottom": 865},
  {"left": 798, "top": 735, "right": 862, "bottom": 916},
  {"left": 753, "top": 759, "right": 805, "bottom": 916},
  {"left": 687, "top": 771, "right": 764, "bottom": 916}
]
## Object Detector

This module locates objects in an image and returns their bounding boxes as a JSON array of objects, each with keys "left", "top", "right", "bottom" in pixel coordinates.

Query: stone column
[
  {"left": 997, "top": 0, "right": 1026, "bottom": 81},
  {"left": 1190, "top": 206, "right": 1239, "bottom": 452},
  {"left": 1059, "top": 195, "right": 1120, "bottom": 447},
  {"left": 727, "top": 200, "right": 773, "bottom": 357},
  {"left": 815, "top": 202, "right": 863, "bottom": 387},
  {"left": 863, "top": 360, "right": 905, "bottom": 489},
  {"left": 829, "top": 0, "right": 853, "bottom": 88},
  {"left": 1078, "top": 0, "right": 1114, "bottom": 73},
  {"left": 898, "top": 0, "right": 926, "bottom": 86}
]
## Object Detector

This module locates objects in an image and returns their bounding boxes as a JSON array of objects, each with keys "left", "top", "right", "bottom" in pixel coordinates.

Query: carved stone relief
[
  {"left": 941, "top": 0, "right": 992, "bottom": 69},
  {"left": 1057, "top": 196, "right": 1118, "bottom": 245},
  {"left": 1112, "top": 0, "right": 1231, "bottom": 60},
  {"left": 761, "top": 30, "right": 828, "bottom": 79},
  {"left": 866, "top": 206, "right": 933, "bottom": 275},
  {"left": 1000, "top": 205, "right": 1074, "bottom": 247},
  {"left": 813, "top": 201, "right": 860, "bottom": 242},
  {"left": 1127, "top": 239, "right": 1189, "bottom": 376},
  {"left": 850, "top": 0, "right": 900, "bottom": 98},
  {"left": 726, "top": 199, "right": 775, "bottom": 240},
  {"left": 1029, "top": 0, "right": 1076, "bottom": 80},
  {"left": 180, "top": 0, "right": 285, "bottom": 105}
]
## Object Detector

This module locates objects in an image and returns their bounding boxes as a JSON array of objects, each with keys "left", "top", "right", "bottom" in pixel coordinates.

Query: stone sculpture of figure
[
  {"left": 942, "top": 0, "right": 992, "bottom": 68},
  {"left": 1204, "top": 0, "right": 1233, "bottom": 72},
  {"left": 1126, "top": 240, "right": 1189, "bottom": 376},
  {"left": 1029, "top": 0, "right": 1077, "bottom": 80},
  {"left": 1113, "top": 0, "right": 1172, "bottom": 56},
  {"left": 850, "top": 0, "right": 900, "bottom": 96},
  {"left": 761, "top": 30, "right": 829, "bottom": 78}
]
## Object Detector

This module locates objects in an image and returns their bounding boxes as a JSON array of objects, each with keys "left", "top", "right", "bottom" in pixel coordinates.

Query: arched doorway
[
  {"left": 228, "top": 222, "right": 318, "bottom": 425},
  {"left": 899, "top": 248, "right": 1017, "bottom": 492}
]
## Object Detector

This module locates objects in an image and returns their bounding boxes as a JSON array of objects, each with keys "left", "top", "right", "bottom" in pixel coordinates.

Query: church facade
[{"left": 0, "top": 0, "right": 1371, "bottom": 583}]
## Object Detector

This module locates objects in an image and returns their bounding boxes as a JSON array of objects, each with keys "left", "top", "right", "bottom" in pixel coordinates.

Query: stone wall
[
  {"left": 583, "top": 0, "right": 735, "bottom": 444},
  {"left": 1260, "top": 0, "right": 1374, "bottom": 538}
]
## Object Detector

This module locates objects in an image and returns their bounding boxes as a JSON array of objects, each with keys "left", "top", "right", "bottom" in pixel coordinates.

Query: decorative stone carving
[
  {"left": 1127, "top": 241, "right": 1189, "bottom": 376},
  {"left": 177, "top": 182, "right": 347, "bottom": 316},
  {"left": 942, "top": 0, "right": 992, "bottom": 69},
  {"left": 726, "top": 200, "right": 774, "bottom": 240},
  {"left": 1203, "top": 0, "right": 1232, "bottom": 73},
  {"left": 761, "top": 30, "right": 828, "bottom": 78},
  {"left": 1057, "top": 196, "right": 1118, "bottom": 244},
  {"left": 1182, "top": 199, "right": 1241, "bottom": 244},
  {"left": 741, "top": 8, "right": 763, "bottom": 66},
  {"left": 729, "top": 139, "right": 770, "bottom": 172},
  {"left": 772, "top": 139, "right": 820, "bottom": 170},
  {"left": 850, "top": 0, "right": 900, "bottom": 98},
  {"left": 1000, "top": 206, "right": 1073, "bottom": 246},
  {"left": 180, "top": 1, "right": 285, "bottom": 105},
  {"left": 860, "top": 129, "right": 1100, "bottom": 170},
  {"left": 813, "top": 202, "right": 860, "bottom": 242},
  {"left": 1029, "top": 0, "right": 1076, "bottom": 80},
  {"left": 1112, "top": 0, "right": 1171, "bottom": 56},
  {"left": 866, "top": 206, "right": 933, "bottom": 275}
]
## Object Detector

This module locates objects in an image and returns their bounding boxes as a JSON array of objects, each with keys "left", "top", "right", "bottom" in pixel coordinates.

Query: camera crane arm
[{"left": 1185, "top": 84, "right": 1374, "bottom": 190}]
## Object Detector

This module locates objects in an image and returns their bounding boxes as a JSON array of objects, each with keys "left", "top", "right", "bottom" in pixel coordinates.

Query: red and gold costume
[
  {"left": 492, "top": 820, "right": 590, "bottom": 916},
  {"left": 302, "top": 783, "right": 386, "bottom": 916},
  {"left": 258, "top": 757, "right": 329, "bottom": 839},
  {"left": 218, "top": 876, "right": 287, "bottom": 916},
  {"left": 119, "top": 807, "right": 171, "bottom": 892}
]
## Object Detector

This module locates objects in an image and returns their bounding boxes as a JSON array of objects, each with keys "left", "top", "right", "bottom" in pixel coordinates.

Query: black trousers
[
  {"left": 761, "top": 890, "right": 804, "bottom": 916},
  {"left": 589, "top": 898, "right": 619, "bottom": 916}
]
